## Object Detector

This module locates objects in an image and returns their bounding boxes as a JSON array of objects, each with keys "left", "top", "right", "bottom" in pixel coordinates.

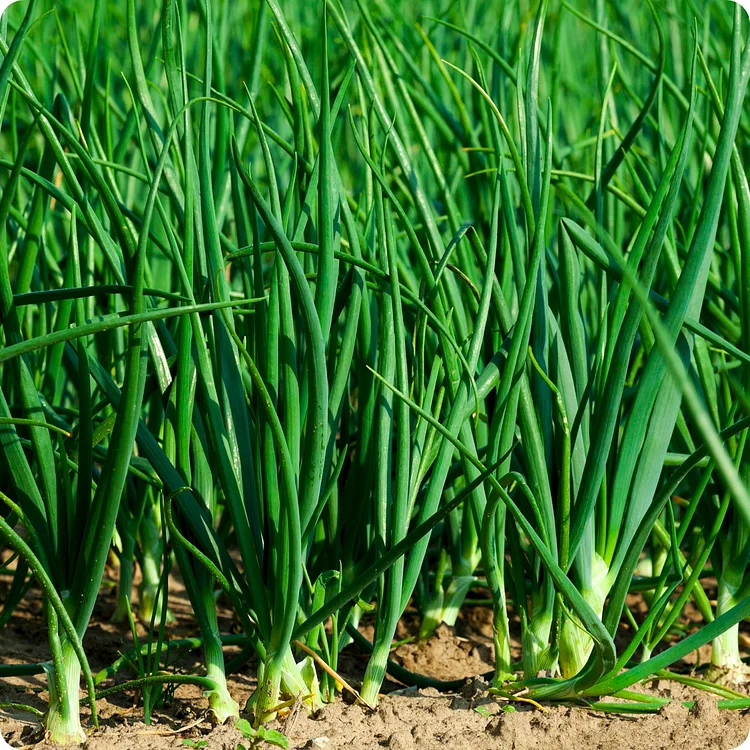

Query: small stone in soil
[
  {"left": 460, "top": 677, "right": 490, "bottom": 700},
  {"left": 450, "top": 696, "right": 471, "bottom": 711}
]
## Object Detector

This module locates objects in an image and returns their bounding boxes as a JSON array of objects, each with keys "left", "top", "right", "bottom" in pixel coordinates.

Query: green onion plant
[{"left": 0, "top": 0, "right": 749, "bottom": 743}]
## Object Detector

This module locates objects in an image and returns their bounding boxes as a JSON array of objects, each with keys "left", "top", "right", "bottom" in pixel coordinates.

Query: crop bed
[
  {"left": 2, "top": 573, "right": 750, "bottom": 749},
  {"left": 1, "top": 0, "right": 750, "bottom": 747}
]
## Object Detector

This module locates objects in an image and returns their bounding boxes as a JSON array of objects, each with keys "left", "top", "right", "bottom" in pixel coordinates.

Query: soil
[{"left": 1, "top": 569, "right": 749, "bottom": 750}]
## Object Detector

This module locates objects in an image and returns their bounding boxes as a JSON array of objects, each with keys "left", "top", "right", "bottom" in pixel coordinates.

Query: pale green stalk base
[
  {"left": 203, "top": 632, "right": 239, "bottom": 723},
  {"left": 559, "top": 556, "right": 609, "bottom": 679},
  {"left": 441, "top": 576, "right": 477, "bottom": 627},
  {"left": 43, "top": 648, "right": 85, "bottom": 746},
  {"left": 203, "top": 660, "right": 240, "bottom": 724},
  {"left": 253, "top": 662, "right": 282, "bottom": 719},
  {"left": 559, "top": 616, "right": 595, "bottom": 678},
  {"left": 711, "top": 624, "right": 745, "bottom": 669},
  {"left": 421, "top": 575, "right": 477, "bottom": 638},
  {"left": 522, "top": 615, "right": 556, "bottom": 677},
  {"left": 492, "top": 616, "right": 514, "bottom": 684},
  {"left": 137, "top": 581, "right": 175, "bottom": 626},
  {"left": 137, "top": 504, "right": 173, "bottom": 625},
  {"left": 418, "top": 589, "right": 444, "bottom": 640},
  {"left": 360, "top": 641, "right": 389, "bottom": 706},
  {"left": 250, "top": 649, "right": 321, "bottom": 719},
  {"left": 710, "top": 585, "right": 750, "bottom": 684},
  {"left": 287, "top": 654, "right": 320, "bottom": 705},
  {"left": 709, "top": 624, "right": 750, "bottom": 684},
  {"left": 486, "top": 575, "right": 513, "bottom": 684}
]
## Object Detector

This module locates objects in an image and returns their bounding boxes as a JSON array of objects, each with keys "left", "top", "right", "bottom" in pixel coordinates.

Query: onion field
[{"left": 1, "top": 0, "right": 750, "bottom": 747}]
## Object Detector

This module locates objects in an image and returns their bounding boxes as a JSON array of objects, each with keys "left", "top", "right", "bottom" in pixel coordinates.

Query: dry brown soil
[{"left": 1, "top": 568, "right": 749, "bottom": 749}]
